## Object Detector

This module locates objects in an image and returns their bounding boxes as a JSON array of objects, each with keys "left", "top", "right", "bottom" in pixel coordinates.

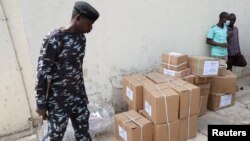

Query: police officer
[{"left": 35, "top": 1, "right": 99, "bottom": 141}]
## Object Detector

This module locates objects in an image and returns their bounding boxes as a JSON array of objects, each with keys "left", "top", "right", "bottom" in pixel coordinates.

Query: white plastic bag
[
  {"left": 88, "top": 100, "right": 115, "bottom": 136},
  {"left": 38, "top": 100, "right": 115, "bottom": 140},
  {"left": 38, "top": 120, "right": 48, "bottom": 141}
]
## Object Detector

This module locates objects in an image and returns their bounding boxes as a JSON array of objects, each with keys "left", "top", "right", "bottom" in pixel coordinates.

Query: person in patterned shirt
[
  {"left": 35, "top": 1, "right": 99, "bottom": 141},
  {"left": 227, "top": 13, "right": 247, "bottom": 71}
]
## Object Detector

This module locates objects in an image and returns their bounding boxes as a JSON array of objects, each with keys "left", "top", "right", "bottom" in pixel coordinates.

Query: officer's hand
[
  {"left": 83, "top": 96, "right": 89, "bottom": 104},
  {"left": 84, "top": 99, "right": 89, "bottom": 104},
  {"left": 36, "top": 108, "right": 48, "bottom": 120}
]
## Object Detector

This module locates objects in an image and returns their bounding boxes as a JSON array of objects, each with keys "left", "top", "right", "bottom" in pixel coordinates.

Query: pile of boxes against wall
[{"left": 115, "top": 52, "right": 237, "bottom": 141}]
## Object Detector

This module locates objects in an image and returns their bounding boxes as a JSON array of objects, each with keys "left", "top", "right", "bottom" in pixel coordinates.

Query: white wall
[
  {"left": 0, "top": 0, "right": 249, "bottom": 136},
  {"left": 20, "top": 0, "right": 250, "bottom": 101},
  {"left": 0, "top": 0, "right": 34, "bottom": 136}
]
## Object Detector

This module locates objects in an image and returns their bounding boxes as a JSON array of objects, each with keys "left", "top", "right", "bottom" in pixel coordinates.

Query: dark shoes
[
  {"left": 240, "top": 86, "right": 244, "bottom": 90},
  {"left": 236, "top": 85, "right": 244, "bottom": 91}
]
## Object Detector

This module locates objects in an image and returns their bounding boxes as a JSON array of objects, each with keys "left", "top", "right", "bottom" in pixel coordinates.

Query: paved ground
[{"left": 2, "top": 76, "right": 250, "bottom": 141}]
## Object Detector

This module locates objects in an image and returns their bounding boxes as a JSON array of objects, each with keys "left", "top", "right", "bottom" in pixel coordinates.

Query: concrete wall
[
  {"left": 0, "top": 0, "right": 34, "bottom": 136},
  {"left": 20, "top": 0, "right": 250, "bottom": 102},
  {"left": 1, "top": 0, "right": 250, "bottom": 136}
]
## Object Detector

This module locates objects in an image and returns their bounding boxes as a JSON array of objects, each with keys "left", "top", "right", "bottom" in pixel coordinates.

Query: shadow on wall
[
  {"left": 110, "top": 87, "right": 128, "bottom": 113},
  {"left": 108, "top": 65, "right": 158, "bottom": 113}
]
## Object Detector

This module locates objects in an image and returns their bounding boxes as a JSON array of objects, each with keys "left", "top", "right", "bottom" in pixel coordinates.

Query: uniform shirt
[
  {"left": 35, "top": 29, "right": 87, "bottom": 109},
  {"left": 207, "top": 25, "right": 228, "bottom": 57},
  {"left": 227, "top": 26, "right": 241, "bottom": 56}
]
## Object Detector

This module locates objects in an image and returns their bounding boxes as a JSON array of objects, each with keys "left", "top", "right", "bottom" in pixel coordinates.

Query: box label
[
  {"left": 164, "top": 68, "right": 176, "bottom": 76},
  {"left": 220, "top": 94, "right": 232, "bottom": 107},
  {"left": 145, "top": 100, "right": 152, "bottom": 117},
  {"left": 118, "top": 126, "right": 127, "bottom": 141},
  {"left": 203, "top": 61, "right": 219, "bottom": 75},
  {"left": 126, "top": 86, "right": 133, "bottom": 101}
]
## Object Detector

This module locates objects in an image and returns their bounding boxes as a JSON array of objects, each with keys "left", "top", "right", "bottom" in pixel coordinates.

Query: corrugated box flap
[
  {"left": 220, "top": 59, "right": 227, "bottom": 67},
  {"left": 166, "top": 81, "right": 189, "bottom": 92},
  {"left": 146, "top": 72, "right": 177, "bottom": 83},
  {"left": 151, "top": 88, "right": 179, "bottom": 98},
  {"left": 144, "top": 83, "right": 170, "bottom": 92},
  {"left": 224, "top": 70, "right": 237, "bottom": 78},
  {"left": 146, "top": 72, "right": 162, "bottom": 78},
  {"left": 124, "top": 75, "right": 154, "bottom": 87},
  {"left": 132, "top": 79, "right": 154, "bottom": 87},
  {"left": 117, "top": 110, "right": 152, "bottom": 130},
  {"left": 171, "top": 79, "right": 199, "bottom": 90},
  {"left": 124, "top": 75, "right": 146, "bottom": 83},
  {"left": 189, "top": 55, "right": 218, "bottom": 60}
]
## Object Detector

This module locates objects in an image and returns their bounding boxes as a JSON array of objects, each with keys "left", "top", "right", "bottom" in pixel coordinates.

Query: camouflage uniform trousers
[{"left": 42, "top": 95, "right": 91, "bottom": 141}]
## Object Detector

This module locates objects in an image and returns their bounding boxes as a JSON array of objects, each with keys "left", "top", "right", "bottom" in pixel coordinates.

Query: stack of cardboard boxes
[
  {"left": 115, "top": 110, "right": 154, "bottom": 141},
  {"left": 116, "top": 53, "right": 237, "bottom": 141},
  {"left": 145, "top": 73, "right": 201, "bottom": 141},
  {"left": 208, "top": 70, "right": 237, "bottom": 110},
  {"left": 143, "top": 82, "right": 179, "bottom": 141},
  {"left": 187, "top": 56, "right": 220, "bottom": 116},
  {"left": 187, "top": 55, "right": 237, "bottom": 114},
  {"left": 187, "top": 55, "right": 216, "bottom": 116},
  {"left": 158, "top": 52, "right": 190, "bottom": 78},
  {"left": 117, "top": 75, "right": 155, "bottom": 141},
  {"left": 188, "top": 56, "right": 216, "bottom": 115},
  {"left": 117, "top": 72, "right": 200, "bottom": 141},
  {"left": 188, "top": 56, "right": 220, "bottom": 77},
  {"left": 164, "top": 79, "right": 200, "bottom": 141},
  {"left": 196, "top": 83, "right": 211, "bottom": 116},
  {"left": 218, "top": 60, "right": 227, "bottom": 76},
  {"left": 122, "top": 75, "right": 154, "bottom": 111}
]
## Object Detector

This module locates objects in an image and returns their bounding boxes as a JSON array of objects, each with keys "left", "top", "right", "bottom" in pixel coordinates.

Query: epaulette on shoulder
[{"left": 44, "top": 29, "right": 60, "bottom": 40}]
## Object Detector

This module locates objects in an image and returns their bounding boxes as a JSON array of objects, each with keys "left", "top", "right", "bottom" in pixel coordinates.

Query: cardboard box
[
  {"left": 219, "top": 59, "right": 227, "bottom": 76},
  {"left": 162, "top": 52, "right": 188, "bottom": 71},
  {"left": 199, "top": 95, "right": 208, "bottom": 116},
  {"left": 188, "top": 56, "right": 219, "bottom": 77},
  {"left": 180, "top": 75, "right": 195, "bottom": 84},
  {"left": 158, "top": 67, "right": 191, "bottom": 78},
  {"left": 219, "top": 66, "right": 227, "bottom": 76},
  {"left": 139, "top": 110, "right": 149, "bottom": 119},
  {"left": 208, "top": 93, "right": 236, "bottom": 111},
  {"left": 115, "top": 110, "right": 153, "bottom": 141},
  {"left": 143, "top": 83, "right": 179, "bottom": 124},
  {"left": 197, "top": 83, "right": 210, "bottom": 96},
  {"left": 122, "top": 75, "right": 154, "bottom": 111},
  {"left": 194, "top": 76, "right": 213, "bottom": 84},
  {"left": 166, "top": 80, "right": 200, "bottom": 119},
  {"left": 179, "top": 115, "right": 197, "bottom": 141},
  {"left": 146, "top": 72, "right": 177, "bottom": 84},
  {"left": 196, "top": 83, "right": 210, "bottom": 116},
  {"left": 211, "top": 70, "right": 237, "bottom": 93},
  {"left": 154, "top": 120, "right": 179, "bottom": 141}
]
